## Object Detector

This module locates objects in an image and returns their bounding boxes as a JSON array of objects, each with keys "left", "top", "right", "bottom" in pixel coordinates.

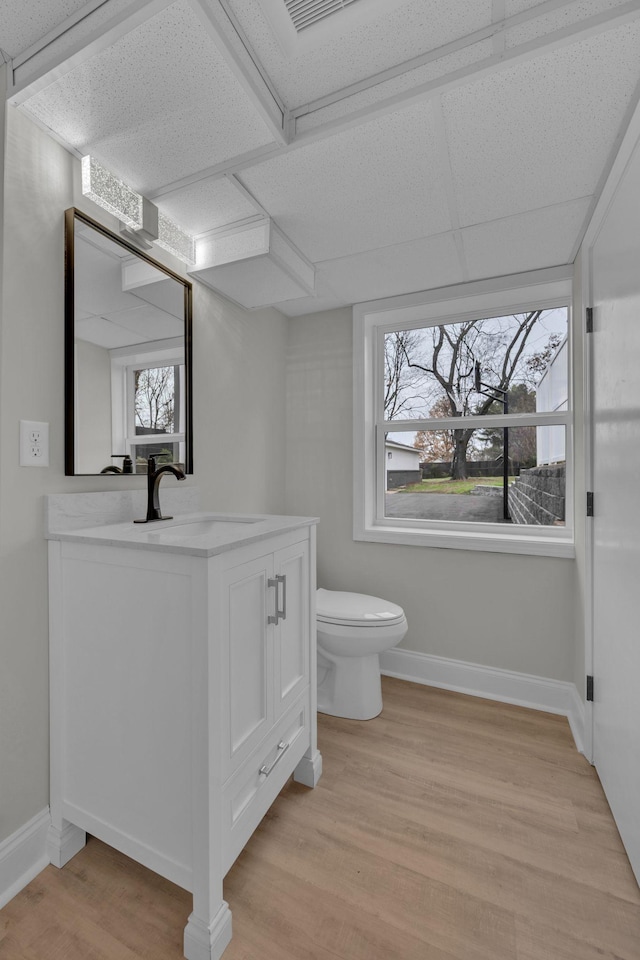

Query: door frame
[{"left": 579, "top": 90, "right": 640, "bottom": 765}]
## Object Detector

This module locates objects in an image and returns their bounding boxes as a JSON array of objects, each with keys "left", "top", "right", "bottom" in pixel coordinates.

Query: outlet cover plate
[{"left": 20, "top": 420, "right": 49, "bottom": 467}]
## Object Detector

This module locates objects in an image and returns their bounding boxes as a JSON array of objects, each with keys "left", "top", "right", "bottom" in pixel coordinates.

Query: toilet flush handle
[{"left": 267, "top": 574, "right": 287, "bottom": 624}]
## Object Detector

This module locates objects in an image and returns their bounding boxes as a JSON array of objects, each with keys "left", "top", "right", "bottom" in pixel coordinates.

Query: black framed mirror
[{"left": 65, "top": 208, "right": 193, "bottom": 476}]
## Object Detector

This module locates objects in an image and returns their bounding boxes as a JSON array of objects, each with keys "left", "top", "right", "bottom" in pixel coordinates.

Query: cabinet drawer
[{"left": 221, "top": 693, "right": 310, "bottom": 875}]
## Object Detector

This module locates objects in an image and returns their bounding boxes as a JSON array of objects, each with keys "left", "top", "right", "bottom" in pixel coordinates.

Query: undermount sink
[{"left": 156, "top": 516, "right": 260, "bottom": 538}]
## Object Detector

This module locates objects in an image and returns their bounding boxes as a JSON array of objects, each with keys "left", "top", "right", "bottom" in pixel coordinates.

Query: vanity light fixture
[
  {"left": 156, "top": 210, "right": 196, "bottom": 266},
  {"left": 81, "top": 155, "right": 142, "bottom": 230},
  {"left": 80, "top": 156, "right": 196, "bottom": 265}
]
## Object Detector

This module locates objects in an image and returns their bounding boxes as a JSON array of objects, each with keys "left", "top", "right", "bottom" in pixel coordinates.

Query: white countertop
[{"left": 46, "top": 510, "right": 317, "bottom": 557}]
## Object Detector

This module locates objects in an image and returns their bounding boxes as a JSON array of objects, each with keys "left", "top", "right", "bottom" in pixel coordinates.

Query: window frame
[
  {"left": 110, "top": 338, "right": 186, "bottom": 470},
  {"left": 353, "top": 267, "right": 575, "bottom": 558}
]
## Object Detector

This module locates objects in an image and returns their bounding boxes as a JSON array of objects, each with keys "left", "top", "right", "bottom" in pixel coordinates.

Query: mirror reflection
[{"left": 65, "top": 208, "right": 192, "bottom": 475}]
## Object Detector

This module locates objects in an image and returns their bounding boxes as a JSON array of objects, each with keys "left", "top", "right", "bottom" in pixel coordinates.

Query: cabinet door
[
  {"left": 273, "top": 540, "right": 310, "bottom": 720},
  {"left": 220, "top": 554, "right": 273, "bottom": 776}
]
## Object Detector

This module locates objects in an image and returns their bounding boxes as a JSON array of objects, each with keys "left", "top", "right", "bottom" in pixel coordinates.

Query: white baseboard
[
  {"left": 0, "top": 808, "right": 50, "bottom": 910},
  {"left": 381, "top": 648, "right": 586, "bottom": 755}
]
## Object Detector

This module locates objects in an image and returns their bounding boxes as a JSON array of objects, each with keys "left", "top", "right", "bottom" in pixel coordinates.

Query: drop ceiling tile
[
  {"left": 442, "top": 18, "right": 640, "bottom": 227},
  {"left": 75, "top": 315, "right": 145, "bottom": 349},
  {"left": 319, "top": 232, "right": 464, "bottom": 305},
  {"left": 13, "top": 0, "right": 140, "bottom": 86},
  {"left": 505, "top": 0, "right": 551, "bottom": 12},
  {"left": 156, "top": 178, "right": 261, "bottom": 236},
  {"left": 505, "top": 0, "right": 636, "bottom": 48},
  {"left": 192, "top": 256, "right": 311, "bottom": 308},
  {"left": 103, "top": 304, "right": 184, "bottom": 340},
  {"left": 0, "top": 0, "right": 88, "bottom": 58},
  {"left": 276, "top": 293, "right": 347, "bottom": 317},
  {"left": 19, "top": 0, "right": 278, "bottom": 193},
  {"left": 225, "top": 0, "right": 492, "bottom": 106},
  {"left": 239, "top": 100, "right": 453, "bottom": 262},
  {"left": 461, "top": 198, "right": 592, "bottom": 279},
  {"left": 295, "top": 38, "right": 494, "bottom": 135}
]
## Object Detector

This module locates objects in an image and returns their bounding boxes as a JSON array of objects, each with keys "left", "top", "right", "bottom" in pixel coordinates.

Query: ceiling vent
[{"left": 284, "top": 0, "right": 362, "bottom": 33}]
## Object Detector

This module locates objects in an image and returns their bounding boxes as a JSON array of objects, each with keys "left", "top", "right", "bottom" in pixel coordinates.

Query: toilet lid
[{"left": 316, "top": 588, "right": 405, "bottom": 626}]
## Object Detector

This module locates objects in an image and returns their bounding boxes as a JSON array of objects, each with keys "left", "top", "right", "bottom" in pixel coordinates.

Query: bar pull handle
[
  {"left": 267, "top": 574, "right": 286, "bottom": 624},
  {"left": 279, "top": 573, "right": 287, "bottom": 622},
  {"left": 259, "top": 740, "right": 289, "bottom": 778}
]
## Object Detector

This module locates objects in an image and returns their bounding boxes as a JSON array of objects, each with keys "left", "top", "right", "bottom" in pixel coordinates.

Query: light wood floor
[{"left": 2, "top": 677, "right": 640, "bottom": 960}]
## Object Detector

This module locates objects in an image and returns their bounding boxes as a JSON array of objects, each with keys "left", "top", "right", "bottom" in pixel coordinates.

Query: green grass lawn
[{"left": 396, "top": 477, "right": 512, "bottom": 495}]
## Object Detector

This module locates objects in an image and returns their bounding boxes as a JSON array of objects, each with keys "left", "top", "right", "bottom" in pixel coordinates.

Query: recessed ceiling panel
[
  {"left": 318, "top": 232, "right": 464, "bottom": 305},
  {"left": 239, "top": 101, "right": 453, "bottom": 262},
  {"left": 19, "top": 0, "right": 278, "bottom": 193},
  {"left": 461, "top": 198, "right": 592, "bottom": 279},
  {"left": 155, "top": 177, "right": 261, "bottom": 236},
  {"left": 225, "top": 0, "right": 492, "bottom": 106},
  {"left": 442, "top": 18, "right": 640, "bottom": 227}
]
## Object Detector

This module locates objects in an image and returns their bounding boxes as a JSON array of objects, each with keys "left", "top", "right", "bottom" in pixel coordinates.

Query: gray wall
[
  {"left": 285, "top": 307, "right": 577, "bottom": 681},
  {"left": 75, "top": 340, "right": 112, "bottom": 474},
  {"left": 0, "top": 83, "right": 584, "bottom": 852},
  {"left": 0, "top": 101, "right": 288, "bottom": 844}
]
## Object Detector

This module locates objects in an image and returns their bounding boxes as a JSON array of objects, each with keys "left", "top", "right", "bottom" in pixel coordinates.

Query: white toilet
[{"left": 316, "top": 588, "right": 408, "bottom": 721}]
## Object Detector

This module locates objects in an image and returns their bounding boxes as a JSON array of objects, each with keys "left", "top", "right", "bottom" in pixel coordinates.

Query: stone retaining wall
[{"left": 508, "top": 465, "right": 565, "bottom": 525}]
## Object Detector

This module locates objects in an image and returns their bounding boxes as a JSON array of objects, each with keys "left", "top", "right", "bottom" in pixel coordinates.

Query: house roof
[{"left": 385, "top": 439, "right": 421, "bottom": 454}]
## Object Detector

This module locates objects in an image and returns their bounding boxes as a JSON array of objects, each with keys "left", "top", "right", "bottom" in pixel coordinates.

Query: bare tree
[
  {"left": 391, "top": 311, "right": 543, "bottom": 478},
  {"left": 384, "top": 329, "right": 439, "bottom": 420},
  {"left": 135, "top": 365, "right": 175, "bottom": 432}
]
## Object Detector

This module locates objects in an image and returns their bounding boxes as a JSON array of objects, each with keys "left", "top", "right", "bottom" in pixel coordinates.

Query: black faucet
[
  {"left": 100, "top": 454, "right": 134, "bottom": 475},
  {"left": 134, "top": 456, "right": 186, "bottom": 523}
]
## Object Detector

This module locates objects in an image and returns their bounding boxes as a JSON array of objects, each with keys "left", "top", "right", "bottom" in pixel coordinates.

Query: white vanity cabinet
[
  {"left": 221, "top": 538, "right": 309, "bottom": 780},
  {"left": 47, "top": 505, "right": 321, "bottom": 960}
]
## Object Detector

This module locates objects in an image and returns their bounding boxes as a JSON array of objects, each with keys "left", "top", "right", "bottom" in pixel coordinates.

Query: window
[
  {"left": 354, "top": 269, "right": 574, "bottom": 557},
  {"left": 110, "top": 339, "right": 186, "bottom": 472}
]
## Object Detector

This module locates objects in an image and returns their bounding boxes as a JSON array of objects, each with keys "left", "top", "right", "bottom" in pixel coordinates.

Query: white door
[{"left": 591, "top": 135, "right": 640, "bottom": 884}]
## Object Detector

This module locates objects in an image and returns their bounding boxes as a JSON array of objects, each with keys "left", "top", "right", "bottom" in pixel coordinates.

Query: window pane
[
  {"left": 134, "top": 365, "right": 179, "bottom": 435},
  {"left": 385, "top": 426, "right": 565, "bottom": 527},
  {"left": 133, "top": 441, "right": 181, "bottom": 469},
  {"left": 384, "top": 308, "right": 568, "bottom": 421}
]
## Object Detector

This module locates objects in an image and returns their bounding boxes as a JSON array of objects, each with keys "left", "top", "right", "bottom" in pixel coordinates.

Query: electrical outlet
[{"left": 20, "top": 420, "right": 49, "bottom": 467}]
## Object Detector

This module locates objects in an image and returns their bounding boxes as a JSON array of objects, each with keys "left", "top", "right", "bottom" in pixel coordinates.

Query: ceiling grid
[{"left": 4, "top": 0, "right": 640, "bottom": 312}]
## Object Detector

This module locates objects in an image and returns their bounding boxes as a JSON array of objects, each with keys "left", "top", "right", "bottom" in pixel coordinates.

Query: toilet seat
[{"left": 316, "top": 588, "right": 405, "bottom": 627}]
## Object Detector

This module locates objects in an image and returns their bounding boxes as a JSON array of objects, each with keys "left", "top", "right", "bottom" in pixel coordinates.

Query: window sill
[{"left": 355, "top": 522, "right": 575, "bottom": 558}]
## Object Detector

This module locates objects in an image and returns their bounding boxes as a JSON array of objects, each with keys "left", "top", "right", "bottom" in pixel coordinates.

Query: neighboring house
[
  {"left": 535, "top": 337, "right": 568, "bottom": 465},
  {"left": 385, "top": 439, "right": 422, "bottom": 489}
]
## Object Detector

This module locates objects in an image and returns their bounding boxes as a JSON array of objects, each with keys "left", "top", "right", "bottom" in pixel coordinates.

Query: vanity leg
[
  {"left": 293, "top": 529, "right": 323, "bottom": 790},
  {"left": 47, "top": 818, "right": 86, "bottom": 868},
  {"left": 184, "top": 902, "right": 232, "bottom": 960},
  {"left": 294, "top": 748, "right": 323, "bottom": 787}
]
